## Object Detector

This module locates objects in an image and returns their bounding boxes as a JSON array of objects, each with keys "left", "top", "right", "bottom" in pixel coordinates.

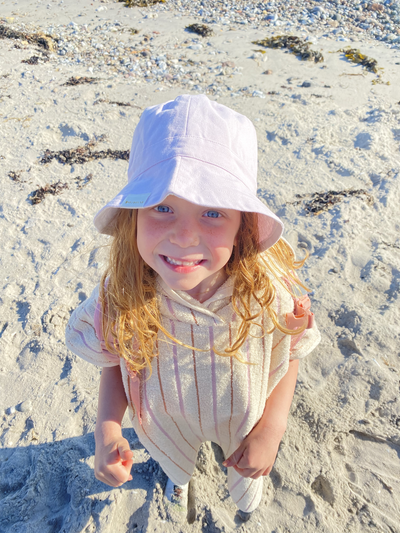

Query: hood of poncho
[{"left": 156, "top": 275, "right": 235, "bottom": 328}]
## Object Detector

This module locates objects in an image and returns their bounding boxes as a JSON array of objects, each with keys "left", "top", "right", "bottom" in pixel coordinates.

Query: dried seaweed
[
  {"left": 338, "top": 47, "right": 379, "bottom": 74},
  {"left": 185, "top": 24, "right": 213, "bottom": 37},
  {"left": 291, "top": 189, "right": 374, "bottom": 216},
  {"left": 22, "top": 54, "right": 49, "bottom": 65},
  {"left": 252, "top": 35, "right": 324, "bottom": 63},
  {"left": 372, "top": 76, "right": 390, "bottom": 86},
  {"left": 62, "top": 76, "right": 100, "bottom": 86},
  {"left": 40, "top": 138, "right": 129, "bottom": 165},
  {"left": 119, "top": 0, "right": 166, "bottom": 6},
  {"left": 31, "top": 181, "right": 68, "bottom": 204},
  {"left": 75, "top": 173, "right": 93, "bottom": 189},
  {"left": 0, "top": 24, "right": 57, "bottom": 51},
  {"left": 94, "top": 98, "right": 141, "bottom": 108},
  {"left": 9, "top": 170, "right": 23, "bottom": 182}
]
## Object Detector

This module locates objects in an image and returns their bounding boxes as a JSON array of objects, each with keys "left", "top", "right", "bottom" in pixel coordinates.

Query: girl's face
[{"left": 137, "top": 195, "right": 241, "bottom": 302}]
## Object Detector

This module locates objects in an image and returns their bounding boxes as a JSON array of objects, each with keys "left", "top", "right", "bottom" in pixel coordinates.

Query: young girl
[{"left": 65, "top": 94, "right": 320, "bottom": 522}]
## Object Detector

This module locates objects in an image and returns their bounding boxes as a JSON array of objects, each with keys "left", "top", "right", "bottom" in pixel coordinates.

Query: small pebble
[
  {"left": 7, "top": 406, "right": 16, "bottom": 415},
  {"left": 301, "top": 81, "right": 312, "bottom": 88},
  {"left": 19, "top": 400, "right": 32, "bottom": 413}
]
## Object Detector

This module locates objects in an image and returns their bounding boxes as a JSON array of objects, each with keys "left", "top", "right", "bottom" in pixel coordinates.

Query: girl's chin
[{"left": 163, "top": 280, "right": 202, "bottom": 292}]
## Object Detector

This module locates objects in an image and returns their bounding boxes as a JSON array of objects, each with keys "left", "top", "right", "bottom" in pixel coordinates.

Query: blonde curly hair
[{"left": 100, "top": 209, "right": 308, "bottom": 376}]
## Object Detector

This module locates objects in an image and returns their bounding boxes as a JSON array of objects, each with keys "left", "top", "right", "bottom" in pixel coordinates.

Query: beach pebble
[
  {"left": 7, "top": 406, "right": 16, "bottom": 415},
  {"left": 301, "top": 81, "right": 312, "bottom": 88},
  {"left": 252, "top": 90, "right": 265, "bottom": 98},
  {"left": 18, "top": 400, "right": 32, "bottom": 413},
  {"left": 312, "top": 7, "right": 325, "bottom": 17},
  {"left": 189, "top": 44, "right": 203, "bottom": 50}
]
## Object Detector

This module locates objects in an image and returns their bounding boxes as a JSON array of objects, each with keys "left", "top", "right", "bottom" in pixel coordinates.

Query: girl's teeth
[{"left": 165, "top": 256, "right": 201, "bottom": 266}]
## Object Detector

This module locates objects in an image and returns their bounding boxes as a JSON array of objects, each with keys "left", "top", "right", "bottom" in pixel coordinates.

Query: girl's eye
[
  {"left": 154, "top": 205, "right": 172, "bottom": 213},
  {"left": 204, "top": 210, "right": 221, "bottom": 218}
]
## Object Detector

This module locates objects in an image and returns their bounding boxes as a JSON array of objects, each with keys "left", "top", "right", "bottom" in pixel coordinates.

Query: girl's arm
[
  {"left": 94, "top": 365, "right": 134, "bottom": 487},
  {"left": 223, "top": 359, "right": 299, "bottom": 479}
]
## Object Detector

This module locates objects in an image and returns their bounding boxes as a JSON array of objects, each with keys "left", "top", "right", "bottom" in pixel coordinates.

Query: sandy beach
[{"left": 0, "top": 0, "right": 400, "bottom": 531}]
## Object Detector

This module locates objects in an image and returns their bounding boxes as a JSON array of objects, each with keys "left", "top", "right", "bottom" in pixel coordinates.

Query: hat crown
[{"left": 128, "top": 95, "right": 258, "bottom": 190}]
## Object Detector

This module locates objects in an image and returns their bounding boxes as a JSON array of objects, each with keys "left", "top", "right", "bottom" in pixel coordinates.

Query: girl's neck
[{"left": 181, "top": 270, "right": 228, "bottom": 303}]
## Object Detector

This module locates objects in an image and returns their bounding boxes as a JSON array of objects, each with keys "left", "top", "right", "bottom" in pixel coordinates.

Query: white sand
[{"left": 1, "top": 1, "right": 400, "bottom": 532}]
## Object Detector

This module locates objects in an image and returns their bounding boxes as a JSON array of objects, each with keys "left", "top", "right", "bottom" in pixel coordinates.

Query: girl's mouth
[
  {"left": 161, "top": 255, "right": 205, "bottom": 272},
  {"left": 164, "top": 256, "right": 203, "bottom": 266}
]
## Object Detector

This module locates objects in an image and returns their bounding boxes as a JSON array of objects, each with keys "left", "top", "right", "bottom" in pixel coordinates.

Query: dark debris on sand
[
  {"left": 0, "top": 24, "right": 57, "bottom": 51},
  {"left": 9, "top": 170, "right": 24, "bottom": 182},
  {"left": 75, "top": 174, "right": 93, "bottom": 189},
  {"left": 119, "top": 0, "right": 166, "bottom": 6},
  {"left": 185, "top": 24, "right": 214, "bottom": 37},
  {"left": 62, "top": 76, "right": 100, "bottom": 86},
  {"left": 252, "top": 35, "right": 324, "bottom": 63},
  {"left": 40, "top": 137, "right": 129, "bottom": 165},
  {"left": 22, "top": 54, "right": 49, "bottom": 65},
  {"left": 291, "top": 189, "right": 374, "bottom": 215},
  {"left": 338, "top": 47, "right": 379, "bottom": 74},
  {"left": 94, "top": 98, "right": 141, "bottom": 108},
  {"left": 31, "top": 182, "right": 68, "bottom": 204}
]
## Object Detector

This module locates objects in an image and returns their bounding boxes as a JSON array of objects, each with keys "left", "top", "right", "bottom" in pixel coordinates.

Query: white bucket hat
[{"left": 94, "top": 94, "right": 284, "bottom": 251}]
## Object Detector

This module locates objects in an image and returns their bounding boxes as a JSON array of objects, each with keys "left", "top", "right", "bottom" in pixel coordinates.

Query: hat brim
[{"left": 94, "top": 156, "right": 284, "bottom": 251}]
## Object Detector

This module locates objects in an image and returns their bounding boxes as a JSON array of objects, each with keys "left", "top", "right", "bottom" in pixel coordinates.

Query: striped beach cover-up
[{"left": 65, "top": 274, "right": 320, "bottom": 512}]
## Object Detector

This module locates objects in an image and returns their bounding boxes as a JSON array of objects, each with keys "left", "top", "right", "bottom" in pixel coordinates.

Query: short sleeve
[{"left": 65, "top": 284, "right": 120, "bottom": 367}]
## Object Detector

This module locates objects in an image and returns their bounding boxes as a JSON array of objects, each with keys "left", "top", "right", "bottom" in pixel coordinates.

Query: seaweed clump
[
  {"left": 185, "top": 24, "right": 213, "bottom": 37},
  {"left": 94, "top": 98, "right": 141, "bottom": 108},
  {"left": 9, "top": 170, "right": 23, "bottom": 182},
  {"left": 75, "top": 174, "right": 93, "bottom": 189},
  {"left": 22, "top": 54, "right": 49, "bottom": 65},
  {"left": 252, "top": 35, "right": 323, "bottom": 63},
  {"left": 292, "top": 189, "right": 374, "bottom": 216},
  {"left": 338, "top": 47, "right": 379, "bottom": 74},
  {"left": 119, "top": 0, "right": 166, "bottom": 6},
  {"left": 62, "top": 76, "right": 100, "bottom": 86},
  {"left": 0, "top": 24, "right": 57, "bottom": 51},
  {"left": 40, "top": 138, "right": 129, "bottom": 165},
  {"left": 31, "top": 182, "right": 68, "bottom": 205}
]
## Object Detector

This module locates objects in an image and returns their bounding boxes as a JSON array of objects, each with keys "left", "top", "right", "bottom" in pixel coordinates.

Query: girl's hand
[
  {"left": 222, "top": 422, "right": 284, "bottom": 480},
  {"left": 94, "top": 433, "right": 134, "bottom": 487}
]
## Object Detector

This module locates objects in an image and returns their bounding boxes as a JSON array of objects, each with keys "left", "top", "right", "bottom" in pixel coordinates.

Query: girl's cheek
[{"left": 140, "top": 218, "right": 167, "bottom": 238}]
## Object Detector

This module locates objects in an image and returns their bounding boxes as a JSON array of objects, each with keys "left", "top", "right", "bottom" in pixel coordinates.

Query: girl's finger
[
  {"left": 122, "top": 459, "right": 134, "bottom": 474},
  {"left": 106, "top": 465, "right": 132, "bottom": 485},
  {"left": 233, "top": 465, "right": 254, "bottom": 478},
  {"left": 250, "top": 469, "right": 265, "bottom": 480},
  {"left": 223, "top": 447, "right": 244, "bottom": 468},
  {"left": 118, "top": 442, "right": 133, "bottom": 461}
]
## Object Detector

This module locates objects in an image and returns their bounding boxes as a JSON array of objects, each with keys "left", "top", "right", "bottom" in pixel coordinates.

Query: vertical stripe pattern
[{"left": 209, "top": 327, "right": 222, "bottom": 446}]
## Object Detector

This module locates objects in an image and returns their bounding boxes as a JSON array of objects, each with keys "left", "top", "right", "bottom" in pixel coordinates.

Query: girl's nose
[{"left": 169, "top": 220, "right": 200, "bottom": 248}]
